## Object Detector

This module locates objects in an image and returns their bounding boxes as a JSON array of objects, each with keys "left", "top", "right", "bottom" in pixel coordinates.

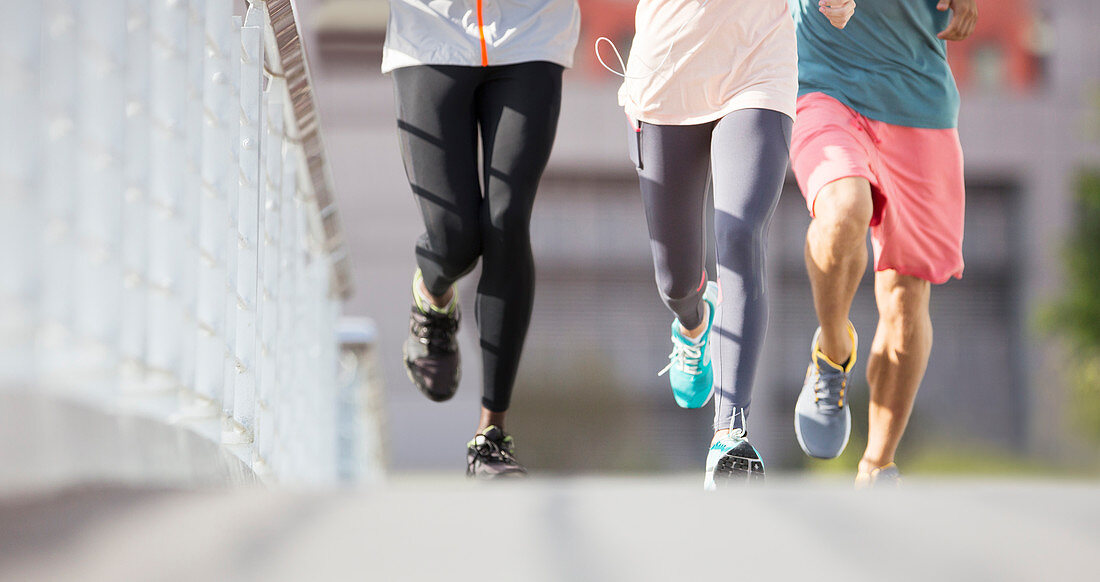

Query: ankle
[
  {"left": 858, "top": 456, "right": 893, "bottom": 476},
  {"left": 817, "top": 328, "right": 853, "bottom": 366},
  {"left": 680, "top": 303, "right": 710, "bottom": 340},
  {"left": 418, "top": 280, "right": 454, "bottom": 310},
  {"left": 478, "top": 408, "right": 506, "bottom": 434},
  {"left": 681, "top": 320, "right": 706, "bottom": 339},
  {"left": 711, "top": 429, "right": 729, "bottom": 446}
]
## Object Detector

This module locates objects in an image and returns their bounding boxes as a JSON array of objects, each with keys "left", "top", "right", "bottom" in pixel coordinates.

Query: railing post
[
  {"left": 0, "top": 0, "right": 43, "bottom": 389},
  {"left": 74, "top": 0, "right": 128, "bottom": 401},
  {"left": 193, "top": 0, "right": 237, "bottom": 438},
  {"left": 226, "top": 4, "right": 265, "bottom": 450},
  {"left": 39, "top": 0, "right": 79, "bottom": 391},
  {"left": 255, "top": 76, "right": 286, "bottom": 474},
  {"left": 222, "top": 14, "right": 243, "bottom": 448},
  {"left": 338, "top": 319, "right": 387, "bottom": 483},
  {"left": 147, "top": 0, "right": 190, "bottom": 402},
  {"left": 273, "top": 126, "right": 300, "bottom": 477},
  {"left": 120, "top": 0, "right": 152, "bottom": 393},
  {"left": 176, "top": 0, "right": 206, "bottom": 415}
]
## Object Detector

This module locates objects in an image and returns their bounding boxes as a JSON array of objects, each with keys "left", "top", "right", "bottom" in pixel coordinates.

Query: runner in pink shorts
[{"left": 789, "top": 0, "right": 978, "bottom": 486}]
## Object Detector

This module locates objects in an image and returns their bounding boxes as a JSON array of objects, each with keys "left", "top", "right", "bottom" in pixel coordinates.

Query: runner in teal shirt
[
  {"left": 787, "top": 0, "right": 977, "bottom": 486},
  {"left": 790, "top": 0, "right": 960, "bottom": 129}
]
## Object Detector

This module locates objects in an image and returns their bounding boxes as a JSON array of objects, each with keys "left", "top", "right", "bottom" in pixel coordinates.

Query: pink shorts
[{"left": 790, "top": 92, "right": 965, "bottom": 284}]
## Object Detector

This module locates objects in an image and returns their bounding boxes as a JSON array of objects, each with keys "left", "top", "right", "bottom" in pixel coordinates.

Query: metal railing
[{"left": 0, "top": 0, "right": 374, "bottom": 485}]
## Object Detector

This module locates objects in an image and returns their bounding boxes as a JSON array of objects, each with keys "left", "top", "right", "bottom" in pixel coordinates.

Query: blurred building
[{"left": 299, "top": 0, "right": 1100, "bottom": 472}]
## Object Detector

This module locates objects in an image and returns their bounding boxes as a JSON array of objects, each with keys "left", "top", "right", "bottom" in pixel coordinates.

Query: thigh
[
  {"left": 392, "top": 65, "right": 482, "bottom": 220},
  {"left": 477, "top": 61, "right": 564, "bottom": 225},
  {"left": 635, "top": 120, "right": 714, "bottom": 276},
  {"left": 711, "top": 108, "right": 791, "bottom": 223},
  {"left": 790, "top": 92, "right": 883, "bottom": 223},
  {"left": 712, "top": 107, "right": 792, "bottom": 261}
]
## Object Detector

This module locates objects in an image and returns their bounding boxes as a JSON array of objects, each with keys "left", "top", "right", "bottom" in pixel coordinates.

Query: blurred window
[
  {"left": 947, "top": 0, "right": 1049, "bottom": 94},
  {"left": 313, "top": 0, "right": 388, "bottom": 66}
]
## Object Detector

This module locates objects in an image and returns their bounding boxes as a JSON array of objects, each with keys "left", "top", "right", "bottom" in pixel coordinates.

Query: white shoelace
[{"left": 658, "top": 339, "right": 703, "bottom": 376}]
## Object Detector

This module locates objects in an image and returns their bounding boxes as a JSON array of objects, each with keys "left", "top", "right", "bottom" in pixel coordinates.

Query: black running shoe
[
  {"left": 403, "top": 299, "right": 461, "bottom": 402},
  {"left": 466, "top": 426, "right": 528, "bottom": 479}
]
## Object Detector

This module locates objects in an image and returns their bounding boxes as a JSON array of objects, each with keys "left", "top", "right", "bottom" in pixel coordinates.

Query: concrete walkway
[{"left": 2, "top": 476, "right": 1097, "bottom": 582}]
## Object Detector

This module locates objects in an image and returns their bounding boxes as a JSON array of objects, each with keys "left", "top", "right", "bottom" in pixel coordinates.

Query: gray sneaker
[
  {"left": 855, "top": 463, "right": 901, "bottom": 489},
  {"left": 794, "top": 325, "right": 857, "bottom": 459},
  {"left": 466, "top": 426, "right": 528, "bottom": 479},
  {"left": 403, "top": 271, "right": 462, "bottom": 402}
]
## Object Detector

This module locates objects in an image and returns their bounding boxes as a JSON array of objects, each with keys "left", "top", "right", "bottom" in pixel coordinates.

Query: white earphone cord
[{"left": 593, "top": 0, "right": 711, "bottom": 80}]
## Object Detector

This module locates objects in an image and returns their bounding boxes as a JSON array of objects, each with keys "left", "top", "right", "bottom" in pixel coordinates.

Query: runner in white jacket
[
  {"left": 385, "top": 0, "right": 579, "bottom": 479},
  {"left": 383, "top": 0, "right": 579, "bottom": 72}
]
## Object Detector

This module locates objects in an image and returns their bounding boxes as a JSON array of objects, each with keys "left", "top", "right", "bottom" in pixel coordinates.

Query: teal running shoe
[
  {"left": 703, "top": 428, "right": 765, "bottom": 490},
  {"left": 658, "top": 281, "right": 718, "bottom": 409},
  {"left": 794, "top": 324, "right": 857, "bottom": 459}
]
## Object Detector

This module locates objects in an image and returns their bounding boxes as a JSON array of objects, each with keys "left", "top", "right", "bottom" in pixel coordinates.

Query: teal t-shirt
[{"left": 790, "top": 0, "right": 960, "bottom": 129}]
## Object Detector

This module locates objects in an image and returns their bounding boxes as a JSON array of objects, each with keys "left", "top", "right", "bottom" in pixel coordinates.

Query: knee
[
  {"left": 877, "top": 275, "right": 931, "bottom": 332},
  {"left": 715, "top": 214, "right": 761, "bottom": 266},
  {"left": 482, "top": 205, "right": 533, "bottom": 256},
  {"left": 656, "top": 271, "right": 703, "bottom": 306},
  {"left": 427, "top": 230, "right": 481, "bottom": 278},
  {"left": 811, "top": 179, "right": 873, "bottom": 245}
]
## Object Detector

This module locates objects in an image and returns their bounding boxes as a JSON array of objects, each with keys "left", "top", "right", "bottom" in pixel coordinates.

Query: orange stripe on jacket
[{"left": 476, "top": 0, "right": 488, "bottom": 66}]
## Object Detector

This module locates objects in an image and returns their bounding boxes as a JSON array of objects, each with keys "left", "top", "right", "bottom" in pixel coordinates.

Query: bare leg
[
  {"left": 478, "top": 408, "right": 506, "bottom": 433},
  {"left": 805, "top": 177, "right": 873, "bottom": 364},
  {"left": 681, "top": 313, "right": 708, "bottom": 339},
  {"left": 859, "top": 270, "right": 932, "bottom": 475}
]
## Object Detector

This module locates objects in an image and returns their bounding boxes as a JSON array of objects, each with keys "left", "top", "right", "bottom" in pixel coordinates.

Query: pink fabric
[{"left": 791, "top": 92, "right": 965, "bottom": 284}]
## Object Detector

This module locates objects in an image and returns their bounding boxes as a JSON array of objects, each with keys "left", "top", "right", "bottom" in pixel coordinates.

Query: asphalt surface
[{"left": 2, "top": 476, "right": 1097, "bottom": 582}]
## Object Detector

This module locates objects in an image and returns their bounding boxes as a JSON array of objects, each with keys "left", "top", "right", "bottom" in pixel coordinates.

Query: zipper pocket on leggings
[{"left": 627, "top": 116, "right": 643, "bottom": 171}]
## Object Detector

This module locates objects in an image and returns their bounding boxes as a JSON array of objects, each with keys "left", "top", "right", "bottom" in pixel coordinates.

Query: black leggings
[{"left": 392, "top": 61, "right": 563, "bottom": 413}]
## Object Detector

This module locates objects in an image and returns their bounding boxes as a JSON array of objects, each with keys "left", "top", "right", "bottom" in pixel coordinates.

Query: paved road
[{"left": 2, "top": 476, "right": 1097, "bottom": 582}]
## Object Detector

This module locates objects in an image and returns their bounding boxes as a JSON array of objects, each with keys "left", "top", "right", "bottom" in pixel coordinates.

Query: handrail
[{"left": 260, "top": 0, "right": 352, "bottom": 299}]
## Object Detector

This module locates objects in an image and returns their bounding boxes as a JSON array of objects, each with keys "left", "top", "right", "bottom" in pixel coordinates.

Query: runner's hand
[
  {"left": 936, "top": 0, "right": 978, "bottom": 41},
  {"left": 818, "top": 0, "right": 856, "bottom": 30}
]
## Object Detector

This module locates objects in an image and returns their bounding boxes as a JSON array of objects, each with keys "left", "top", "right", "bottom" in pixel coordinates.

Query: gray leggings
[{"left": 630, "top": 108, "right": 792, "bottom": 433}]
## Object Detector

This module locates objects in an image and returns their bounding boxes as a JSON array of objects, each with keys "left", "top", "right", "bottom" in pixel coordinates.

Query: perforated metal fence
[{"left": 0, "top": 0, "right": 379, "bottom": 485}]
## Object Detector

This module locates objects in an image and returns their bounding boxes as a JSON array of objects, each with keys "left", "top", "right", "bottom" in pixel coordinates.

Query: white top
[
  {"left": 619, "top": 0, "right": 798, "bottom": 125},
  {"left": 382, "top": 0, "right": 581, "bottom": 73}
]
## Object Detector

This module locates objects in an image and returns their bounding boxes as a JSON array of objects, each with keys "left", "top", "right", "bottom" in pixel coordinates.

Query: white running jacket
[{"left": 382, "top": 0, "right": 581, "bottom": 73}]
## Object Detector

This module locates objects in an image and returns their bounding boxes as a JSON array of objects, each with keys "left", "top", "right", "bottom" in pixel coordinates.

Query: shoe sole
[
  {"left": 710, "top": 444, "right": 765, "bottom": 487},
  {"left": 402, "top": 342, "right": 460, "bottom": 402},
  {"left": 467, "top": 468, "right": 529, "bottom": 480}
]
